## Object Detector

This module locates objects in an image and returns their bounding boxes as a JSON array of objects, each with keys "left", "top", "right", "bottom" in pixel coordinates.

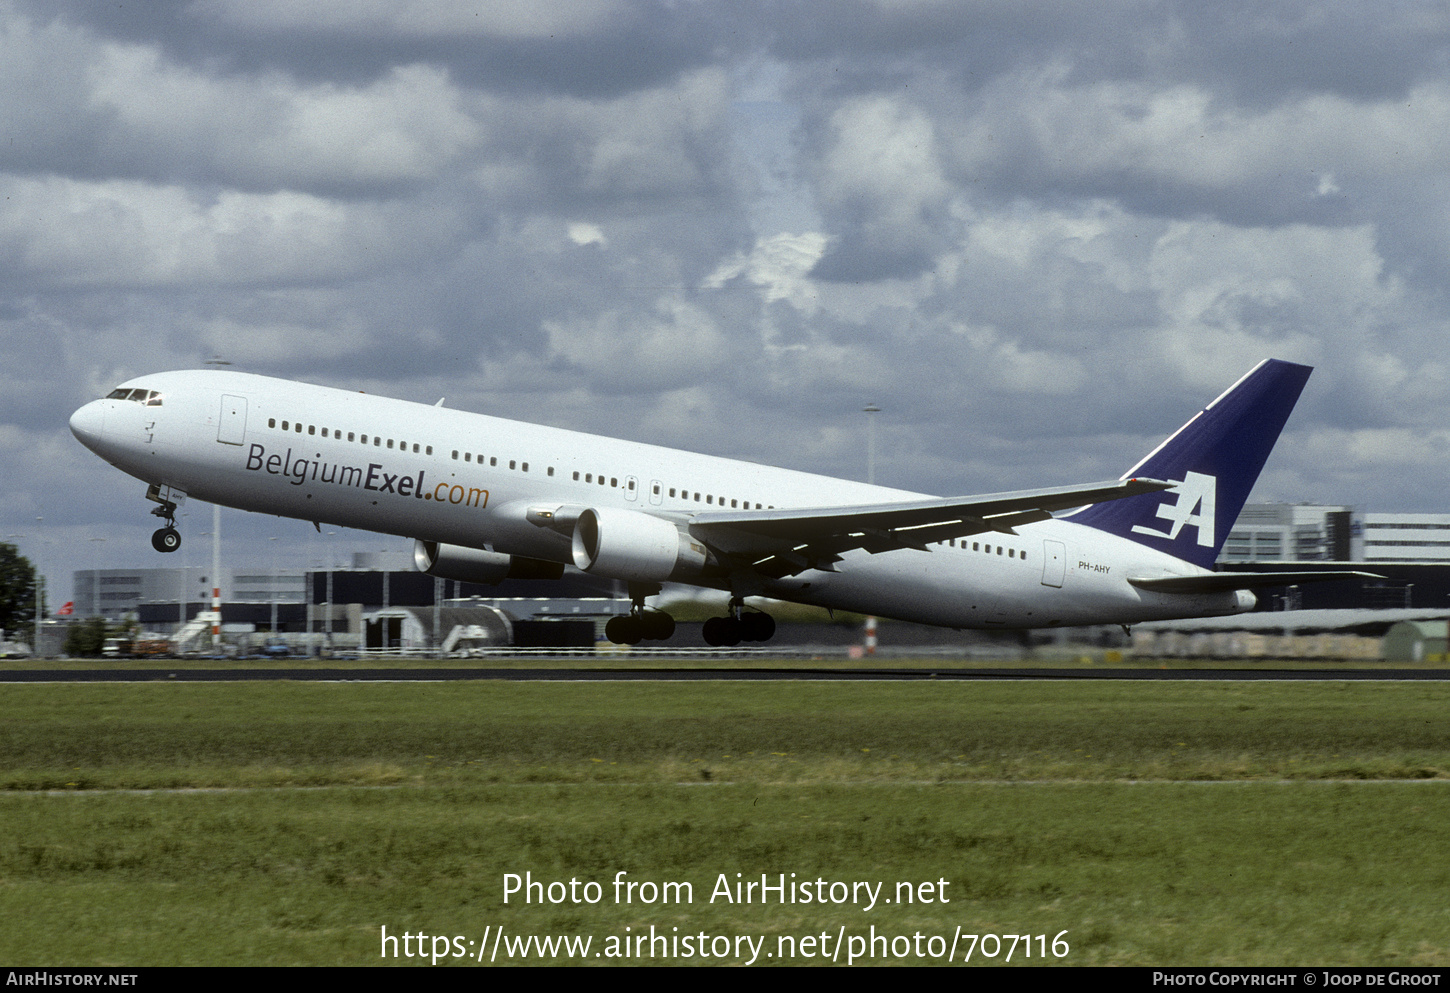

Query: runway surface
[{"left": 4, "top": 666, "right": 1449, "bottom": 681}]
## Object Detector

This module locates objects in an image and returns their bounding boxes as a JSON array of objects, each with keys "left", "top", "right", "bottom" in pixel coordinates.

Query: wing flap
[{"left": 691, "top": 477, "right": 1174, "bottom": 576}]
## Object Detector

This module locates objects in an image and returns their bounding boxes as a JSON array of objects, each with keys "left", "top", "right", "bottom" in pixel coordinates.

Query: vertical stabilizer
[{"left": 1068, "top": 359, "right": 1312, "bottom": 569}]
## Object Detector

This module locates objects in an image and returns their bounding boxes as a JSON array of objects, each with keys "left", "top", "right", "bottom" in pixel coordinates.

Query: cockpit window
[{"left": 105, "top": 388, "right": 163, "bottom": 406}]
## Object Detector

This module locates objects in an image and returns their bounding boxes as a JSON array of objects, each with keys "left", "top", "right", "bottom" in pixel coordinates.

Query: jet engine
[
  {"left": 570, "top": 507, "right": 707, "bottom": 582},
  {"left": 413, "top": 540, "right": 564, "bottom": 584}
]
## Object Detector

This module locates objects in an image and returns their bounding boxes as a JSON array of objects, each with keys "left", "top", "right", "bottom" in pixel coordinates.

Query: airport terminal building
[{"left": 1222, "top": 503, "right": 1450, "bottom": 566}]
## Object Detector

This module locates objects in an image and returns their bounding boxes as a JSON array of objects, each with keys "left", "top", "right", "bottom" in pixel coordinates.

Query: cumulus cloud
[
  {"left": 807, "top": 96, "right": 955, "bottom": 281},
  {"left": 0, "top": 177, "right": 436, "bottom": 289},
  {"left": 192, "top": 0, "right": 629, "bottom": 40}
]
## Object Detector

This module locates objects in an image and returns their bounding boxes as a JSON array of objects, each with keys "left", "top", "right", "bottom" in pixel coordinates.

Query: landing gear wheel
[
  {"left": 738, "top": 611, "right": 775, "bottom": 642},
  {"left": 640, "top": 609, "right": 675, "bottom": 641},
  {"left": 702, "top": 615, "right": 742, "bottom": 647},
  {"left": 605, "top": 615, "right": 643, "bottom": 645},
  {"left": 605, "top": 583, "right": 676, "bottom": 645},
  {"left": 151, "top": 527, "right": 181, "bottom": 553}
]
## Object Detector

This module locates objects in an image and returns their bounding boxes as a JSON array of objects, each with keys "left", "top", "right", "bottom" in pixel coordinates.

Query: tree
[
  {"left": 0, "top": 543, "right": 38, "bottom": 637},
  {"left": 64, "top": 616, "right": 109, "bottom": 657}
]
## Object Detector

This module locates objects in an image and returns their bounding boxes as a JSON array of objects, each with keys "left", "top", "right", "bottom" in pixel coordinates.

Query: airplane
[{"left": 68, "top": 357, "right": 1373, "bottom": 645}]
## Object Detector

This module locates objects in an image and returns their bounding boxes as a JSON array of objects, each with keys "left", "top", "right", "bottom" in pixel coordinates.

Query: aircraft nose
[{"left": 69, "top": 400, "right": 107, "bottom": 451}]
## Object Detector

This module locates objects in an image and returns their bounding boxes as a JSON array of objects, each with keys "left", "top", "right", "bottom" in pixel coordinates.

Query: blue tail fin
[{"left": 1068, "top": 359, "right": 1312, "bottom": 569}]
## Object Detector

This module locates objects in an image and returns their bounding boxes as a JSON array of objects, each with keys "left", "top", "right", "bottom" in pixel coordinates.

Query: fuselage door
[
  {"left": 218, "top": 395, "right": 248, "bottom": 446},
  {"left": 1041, "top": 539, "right": 1066, "bottom": 588},
  {"left": 625, "top": 475, "right": 639, "bottom": 502},
  {"left": 649, "top": 479, "right": 664, "bottom": 506}
]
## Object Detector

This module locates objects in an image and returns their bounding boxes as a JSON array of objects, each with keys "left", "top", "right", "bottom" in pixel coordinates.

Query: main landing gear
[
  {"left": 602, "top": 587, "right": 778, "bottom": 647},
  {"left": 701, "top": 598, "right": 776, "bottom": 647},
  {"left": 605, "top": 583, "right": 676, "bottom": 645},
  {"left": 604, "top": 608, "right": 675, "bottom": 646}
]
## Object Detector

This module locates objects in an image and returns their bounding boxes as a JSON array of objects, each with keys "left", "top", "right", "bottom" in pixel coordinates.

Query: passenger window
[
  {"left": 522, "top": 463, "right": 529, "bottom": 472},
  {"left": 465, "top": 453, "right": 471, "bottom": 462},
  {"left": 295, "top": 423, "right": 303, "bottom": 433},
  {"left": 573, "top": 471, "right": 580, "bottom": 481},
  {"left": 269, "top": 418, "right": 277, "bottom": 428},
  {"left": 309, "top": 425, "right": 316, "bottom": 435}
]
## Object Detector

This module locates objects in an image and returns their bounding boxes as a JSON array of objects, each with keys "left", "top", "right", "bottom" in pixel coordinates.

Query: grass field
[{"left": 1, "top": 676, "right": 1447, "bottom": 966}]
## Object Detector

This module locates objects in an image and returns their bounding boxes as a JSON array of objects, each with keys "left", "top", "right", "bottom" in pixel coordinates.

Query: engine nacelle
[
  {"left": 413, "top": 540, "right": 565, "bottom": 585},
  {"left": 570, "top": 507, "right": 707, "bottom": 582}
]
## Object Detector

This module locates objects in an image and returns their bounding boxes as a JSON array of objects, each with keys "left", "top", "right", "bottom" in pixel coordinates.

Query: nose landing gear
[{"left": 146, "top": 484, "right": 182, "bottom": 553}]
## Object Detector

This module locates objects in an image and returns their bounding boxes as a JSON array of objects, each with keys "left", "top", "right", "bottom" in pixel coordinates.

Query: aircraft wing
[
  {"left": 688, "top": 477, "right": 1175, "bottom": 578},
  {"left": 1128, "top": 571, "right": 1384, "bottom": 594}
]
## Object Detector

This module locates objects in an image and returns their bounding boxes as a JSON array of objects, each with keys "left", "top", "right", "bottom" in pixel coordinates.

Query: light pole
[
  {"left": 211, "top": 504, "right": 221, "bottom": 652},
  {"left": 176, "top": 512, "right": 188, "bottom": 633},
  {"left": 269, "top": 536, "right": 279, "bottom": 637},
  {"left": 88, "top": 537, "right": 105, "bottom": 622},
  {"left": 863, "top": 403, "right": 880, "bottom": 485},
  {"left": 324, "top": 532, "right": 336, "bottom": 655},
  {"left": 33, "top": 518, "right": 44, "bottom": 655}
]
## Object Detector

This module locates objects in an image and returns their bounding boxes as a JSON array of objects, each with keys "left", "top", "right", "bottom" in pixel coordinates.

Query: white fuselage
[{"left": 69, "top": 369, "right": 1247, "bottom": 629}]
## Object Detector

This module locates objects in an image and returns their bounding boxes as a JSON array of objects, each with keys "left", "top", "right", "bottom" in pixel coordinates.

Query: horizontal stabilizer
[{"left": 1128, "top": 571, "right": 1383, "bottom": 595}]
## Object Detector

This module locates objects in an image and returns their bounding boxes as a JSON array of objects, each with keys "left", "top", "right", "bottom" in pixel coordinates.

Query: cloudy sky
[{"left": 5, "top": 0, "right": 1450, "bottom": 600}]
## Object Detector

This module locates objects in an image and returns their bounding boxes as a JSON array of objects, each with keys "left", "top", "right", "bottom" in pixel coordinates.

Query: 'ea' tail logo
[{"left": 1131, "top": 471, "right": 1217, "bottom": 548}]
